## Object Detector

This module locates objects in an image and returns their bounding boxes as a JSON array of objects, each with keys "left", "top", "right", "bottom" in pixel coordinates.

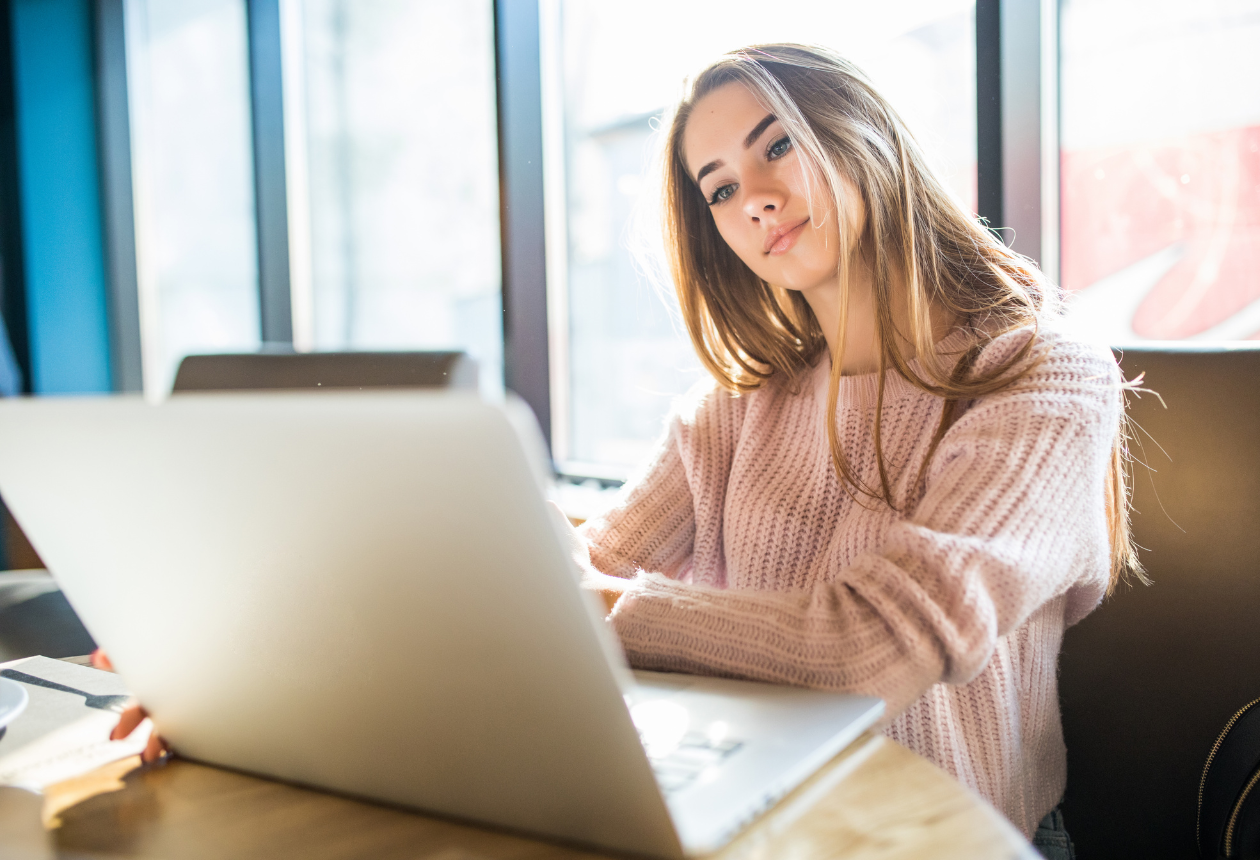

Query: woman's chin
[
  {"left": 775, "top": 272, "right": 841, "bottom": 295},
  {"left": 755, "top": 253, "right": 842, "bottom": 294}
]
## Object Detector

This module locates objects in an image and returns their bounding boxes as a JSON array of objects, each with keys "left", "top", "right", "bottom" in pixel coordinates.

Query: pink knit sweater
[{"left": 578, "top": 325, "right": 1120, "bottom": 837}]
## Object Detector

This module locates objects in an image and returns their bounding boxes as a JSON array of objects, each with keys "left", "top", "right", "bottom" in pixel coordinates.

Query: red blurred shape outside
[{"left": 1061, "top": 126, "right": 1260, "bottom": 339}]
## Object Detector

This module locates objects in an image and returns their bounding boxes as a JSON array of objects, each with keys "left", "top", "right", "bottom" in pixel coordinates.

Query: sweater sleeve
[
  {"left": 606, "top": 331, "right": 1120, "bottom": 715},
  {"left": 578, "top": 381, "right": 743, "bottom": 581}
]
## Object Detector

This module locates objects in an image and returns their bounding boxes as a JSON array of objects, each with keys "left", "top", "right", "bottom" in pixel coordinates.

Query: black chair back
[
  {"left": 172, "top": 351, "right": 478, "bottom": 393},
  {"left": 1060, "top": 345, "right": 1260, "bottom": 858}
]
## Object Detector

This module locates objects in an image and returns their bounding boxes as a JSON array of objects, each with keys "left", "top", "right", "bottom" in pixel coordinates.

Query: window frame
[{"left": 82, "top": 0, "right": 1058, "bottom": 471}]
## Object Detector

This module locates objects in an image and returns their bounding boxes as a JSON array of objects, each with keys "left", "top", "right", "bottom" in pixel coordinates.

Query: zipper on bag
[
  {"left": 1225, "top": 767, "right": 1260, "bottom": 857},
  {"left": 1198, "top": 697, "right": 1260, "bottom": 853}
]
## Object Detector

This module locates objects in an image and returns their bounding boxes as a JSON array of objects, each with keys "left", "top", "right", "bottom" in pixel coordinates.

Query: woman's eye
[
  {"left": 708, "top": 183, "right": 736, "bottom": 206},
  {"left": 768, "top": 136, "right": 792, "bottom": 160}
]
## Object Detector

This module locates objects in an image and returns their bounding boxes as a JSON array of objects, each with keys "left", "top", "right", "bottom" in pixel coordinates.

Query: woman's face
[{"left": 682, "top": 82, "right": 857, "bottom": 294}]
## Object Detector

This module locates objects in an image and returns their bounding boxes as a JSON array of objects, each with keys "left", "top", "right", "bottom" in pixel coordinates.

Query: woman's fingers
[
  {"left": 580, "top": 569, "right": 629, "bottom": 614},
  {"left": 95, "top": 653, "right": 171, "bottom": 764},
  {"left": 111, "top": 702, "right": 171, "bottom": 764},
  {"left": 110, "top": 703, "right": 148, "bottom": 741},
  {"left": 141, "top": 729, "right": 169, "bottom": 764},
  {"left": 93, "top": 652, "right": 171, "bottom": 764},
  {"left": 547, "top": 500, "right": 595, "bottom": 577},
  {"left": 90, "top": 649, "right": 115, "bottom": 672}
]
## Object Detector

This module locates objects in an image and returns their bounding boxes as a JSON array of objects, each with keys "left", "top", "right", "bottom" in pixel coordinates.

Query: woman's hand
[
  {"left": 584, "top": 570, "right": 632, "bottom": 614},
  {"left": 91, "top": 649, "right": 170, "bottom": 764},
  {"left": 546, "top": 501, "right": 631, "bottom": 614}
]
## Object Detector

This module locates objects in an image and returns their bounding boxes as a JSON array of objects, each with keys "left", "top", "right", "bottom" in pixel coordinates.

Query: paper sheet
[{"left": 0, "top": 656, "right": 151, "bottom": 792}]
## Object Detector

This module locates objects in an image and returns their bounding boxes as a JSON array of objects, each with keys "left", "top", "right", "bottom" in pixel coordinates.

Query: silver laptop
[{"left": 0, "top": 392, "right": 883, "bottom": 858}]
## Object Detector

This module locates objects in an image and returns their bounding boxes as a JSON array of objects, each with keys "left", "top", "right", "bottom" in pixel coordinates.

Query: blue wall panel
[
  {"left": 10, "top": 0, "right": 111, "bottom": 393},
  {"left": 0, "top": 313, "right": 19, "bottom": 394}
]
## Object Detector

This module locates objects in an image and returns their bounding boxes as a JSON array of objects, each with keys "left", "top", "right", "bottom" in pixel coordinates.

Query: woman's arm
[
  {"left": 578, "top": 381, "right": 747, "bottom": 582},
  {"left": 603, "top": 337, "right": 1119, "bottom": 716}
]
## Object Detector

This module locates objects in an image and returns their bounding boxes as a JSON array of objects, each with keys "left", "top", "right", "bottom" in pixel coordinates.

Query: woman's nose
[{"left": 742, "top": 178, "right": 787, "bottom": 222}]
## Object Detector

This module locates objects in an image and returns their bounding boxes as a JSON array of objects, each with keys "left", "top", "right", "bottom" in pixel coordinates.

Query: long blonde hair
[{"left": 660, "top": 44, "right": 1141, "bottom": 591}]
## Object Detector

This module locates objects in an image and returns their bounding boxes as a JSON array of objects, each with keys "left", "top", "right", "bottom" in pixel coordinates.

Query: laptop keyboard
[{"left": 643, "top": 730, "right": 744, "bottom": 793}]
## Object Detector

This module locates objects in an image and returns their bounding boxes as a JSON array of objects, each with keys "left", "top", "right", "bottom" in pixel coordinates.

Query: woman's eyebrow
[
  {"left": 696, "top": 160, "right": 723, "bottom": 184},
  {"left": 743, "top": 113, "right": 777, "bottom": 149},
  {"left": 694, "top": 114, "right": 779, "bottom": 185}
]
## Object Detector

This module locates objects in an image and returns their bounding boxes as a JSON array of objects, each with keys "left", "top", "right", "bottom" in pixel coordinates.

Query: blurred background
[{"left": 0, "top": 0, "right": 1255, "bottom": 507}]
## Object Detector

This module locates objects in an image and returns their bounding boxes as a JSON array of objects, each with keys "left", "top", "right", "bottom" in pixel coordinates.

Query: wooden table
[{"left": 1, "top": 729, "right": 1037, "bottom": 860}]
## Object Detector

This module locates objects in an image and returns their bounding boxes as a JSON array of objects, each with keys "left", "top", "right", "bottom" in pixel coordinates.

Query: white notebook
[{"left": 0, "top": 656, "right": 149, "bottom": 791}]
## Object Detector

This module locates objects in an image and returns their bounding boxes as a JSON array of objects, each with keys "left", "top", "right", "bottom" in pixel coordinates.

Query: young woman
[
  {"left": 566, "top": 43, "right": 1139, "bottom": 857},
  {"left": 112, "top": 42, "right": 1134, "bottom": 859}
]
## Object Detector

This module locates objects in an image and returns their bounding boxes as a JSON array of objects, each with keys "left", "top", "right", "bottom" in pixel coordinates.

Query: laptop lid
[{"left": 0, "top": 392, "right": 684, "bottom": 858}]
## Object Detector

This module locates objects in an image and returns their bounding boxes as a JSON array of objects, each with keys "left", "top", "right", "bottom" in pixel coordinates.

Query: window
[
  {"left": 280, "top": 0, "right": 503, "bottom": 393},
  {"left": 75, "top": 1, "right": 1255, "bottom": 445},
  {"left": 545, "top": 1, "right": 978, "bottom": 477},
  {"left": 124, "top": 0, "right": 261, "bottom": 397},
  {"left": 1059, "top": 0, "right": 1260, "bottom": 342}
]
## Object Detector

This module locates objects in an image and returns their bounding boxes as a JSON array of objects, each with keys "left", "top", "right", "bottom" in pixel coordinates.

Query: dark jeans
[{"left": 1031, "top": 806, "right": 1076, "bottom": 860}]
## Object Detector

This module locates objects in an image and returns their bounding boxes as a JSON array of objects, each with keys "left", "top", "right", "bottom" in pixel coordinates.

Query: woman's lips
[{"left": 765, "top": 218, "right": 810, "bottom": 255}]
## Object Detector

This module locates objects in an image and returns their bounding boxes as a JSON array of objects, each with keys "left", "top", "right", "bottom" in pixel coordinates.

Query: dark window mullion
[
  {"left": 977, "top": 0, "right": 1057, "bottom": 277},
  {"left": 976, "top": 0, "right": 1004, "bottom": 235},
  {"left": 93, "top": 0, "right": 142, "bottom": 392},
  {"left": 246, "top": 0, "right": 292, "bottom": 346},
  {"left": 494, "top": 0, "right": 551, "bottom": 449},
  {"left": 0, "top": 0, "right": 29, "bottom": 393}
]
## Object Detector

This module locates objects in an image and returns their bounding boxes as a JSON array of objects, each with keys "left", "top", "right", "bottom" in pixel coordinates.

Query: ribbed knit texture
[{"left": 577, "top": 326, "right": 1120, "bottom": 837}]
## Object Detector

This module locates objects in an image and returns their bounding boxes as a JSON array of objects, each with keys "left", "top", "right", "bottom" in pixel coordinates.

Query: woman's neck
[
  {"left": 799, "top": 248, "right": 882, "bottom": 374},
  {"left": 799, "top": 252, "right": 949, "bottom": 375}
]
